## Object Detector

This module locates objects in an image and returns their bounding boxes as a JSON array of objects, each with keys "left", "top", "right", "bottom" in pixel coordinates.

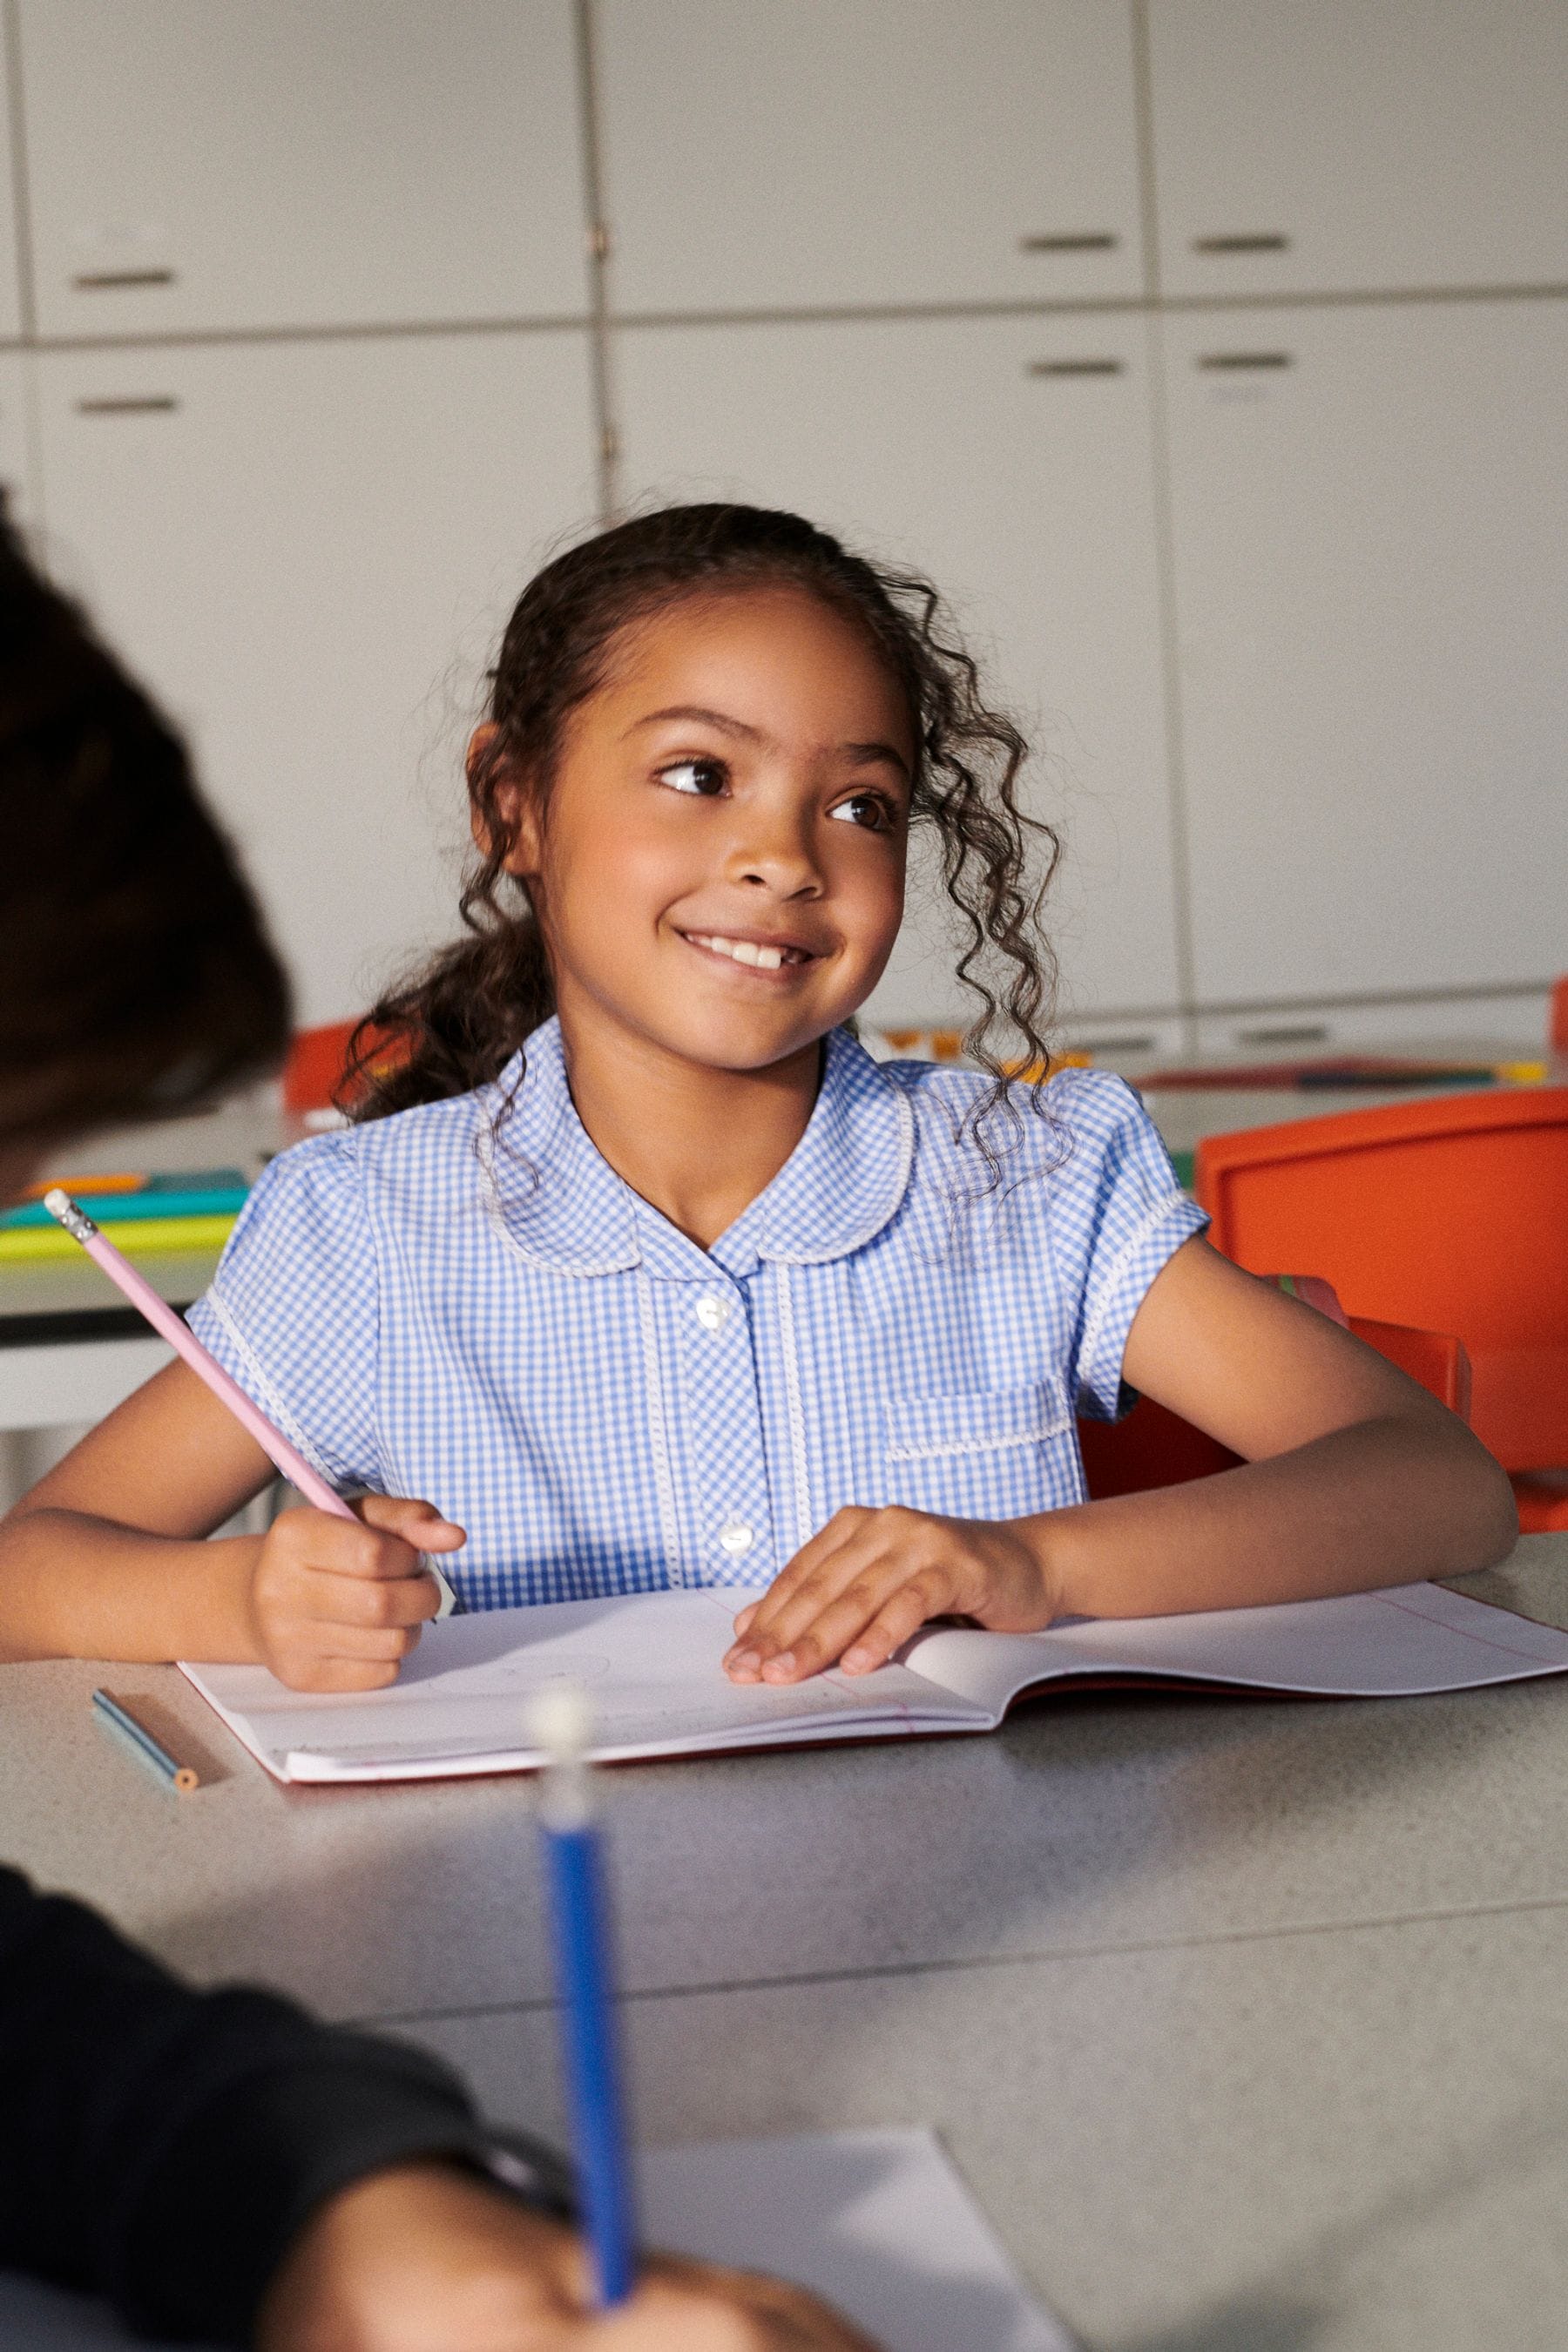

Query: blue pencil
[{"left": 531, "top": 1687, "right": 637, "bottom": 2308}]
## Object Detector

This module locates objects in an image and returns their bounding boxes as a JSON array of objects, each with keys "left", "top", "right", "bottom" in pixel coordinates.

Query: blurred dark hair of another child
[{"left": 0, "top": 491, "right": 290, "bottom": 1158}]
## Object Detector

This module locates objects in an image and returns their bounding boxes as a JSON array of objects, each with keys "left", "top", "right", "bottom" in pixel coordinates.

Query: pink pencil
[{"left": 44, "top": 1189, "right": 459, "bottom": 1617}]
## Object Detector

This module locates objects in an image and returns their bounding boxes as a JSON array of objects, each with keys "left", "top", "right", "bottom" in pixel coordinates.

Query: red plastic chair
[
  {"left": 1078, "top": 1401, "right": 1238, "bottom": 1498},
  {"left": 282, "top": 1019, "right": 406, "bottom": 1115},
  {"left": 1195, "top": 1092, "right": 1568, "bottom": 1531},
  {"left": 1348, "top": 1316, "right": 1471, "bottom": 1423},
  {"left": 281, "top": 1020, "right": 359, "bottom": 1113},
  {"left": 1078, "top": 1274, "right": 1472, "bottom": 1500}
]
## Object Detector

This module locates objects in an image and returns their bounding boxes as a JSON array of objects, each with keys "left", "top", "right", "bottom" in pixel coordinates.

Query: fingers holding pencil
[{"left": 248, "top": 1497, "right": 465, "bottom": 1692}]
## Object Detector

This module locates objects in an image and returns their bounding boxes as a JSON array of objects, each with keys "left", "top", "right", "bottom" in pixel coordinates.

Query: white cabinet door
[
  {"left": 597, "top": 0, "right": 1145, "bottom": 313},
  {"left": 615, "top": 314, "right": 1182, "bottom": 1026},
  {"left": 1164, "top": 301, "right": 1568, "bottom": 1009},
  {"left": 20, "top": 0, "right": 588, "bottom": 337},
  {"left": 1150, "top": 0, "right": 1568, "bottom": 297},
  {"left": 37, "top": 334, "right": 598, "bottom": 1024}
]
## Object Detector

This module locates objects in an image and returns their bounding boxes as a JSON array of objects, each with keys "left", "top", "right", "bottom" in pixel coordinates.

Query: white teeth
[{"left": 689, "top": 932, "right": 792, "bottom": 970}]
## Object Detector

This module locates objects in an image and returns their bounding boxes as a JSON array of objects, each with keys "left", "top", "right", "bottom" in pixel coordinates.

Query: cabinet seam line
[
  {"left": 0, "top": 283, "right": 1562, "bottom": 365},
  {"left": 573, "top": 0, "right": 617, "bottom": 522},
  {"left": 602, "top": 284, "right": 1568, "bottom": 334},
  {"left": 1129, "top": 0, "right": 1161, "bottom": 305}
]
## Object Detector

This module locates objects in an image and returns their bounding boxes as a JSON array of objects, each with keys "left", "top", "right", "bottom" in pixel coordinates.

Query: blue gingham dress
[{"left": 187, "top": 1021, "right": 1207, "bottom": 1610}]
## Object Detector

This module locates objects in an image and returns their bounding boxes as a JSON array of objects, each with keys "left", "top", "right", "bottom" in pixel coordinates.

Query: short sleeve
[
  {"left": 186, "top": 1136, "right": 382, "bottom": 1492},
  {"left": 1059, "top": 1074, "right": 1209, "bottom": 1422}
]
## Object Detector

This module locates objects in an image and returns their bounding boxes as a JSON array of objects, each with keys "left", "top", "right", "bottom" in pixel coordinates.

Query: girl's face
[{"left": 503, "top": 586, "right": 913, "bottom": 1074}]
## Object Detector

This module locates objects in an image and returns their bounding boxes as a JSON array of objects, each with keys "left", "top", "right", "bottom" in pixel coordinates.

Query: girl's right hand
[{"left": 247, "top": 1497, "right": 465, "bottom": 1692}]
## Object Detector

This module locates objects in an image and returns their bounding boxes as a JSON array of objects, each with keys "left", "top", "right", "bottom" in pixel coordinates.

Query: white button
[
  {"left": 695, "top": 1291, "right": 730, "bottom": 1332},
  {"left": 719, "top": 1517, "right": 754, "bottom": 1557}
]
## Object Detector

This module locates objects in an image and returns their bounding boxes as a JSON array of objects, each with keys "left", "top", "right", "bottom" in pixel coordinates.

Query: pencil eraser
[{"left": 43, "top": 1189, "right": 97, "bottom": 1242}]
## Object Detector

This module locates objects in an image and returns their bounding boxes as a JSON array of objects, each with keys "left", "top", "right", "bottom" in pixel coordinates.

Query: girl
[{"left": 0, "top": 504, "right": 1515, "bottom": 1693}]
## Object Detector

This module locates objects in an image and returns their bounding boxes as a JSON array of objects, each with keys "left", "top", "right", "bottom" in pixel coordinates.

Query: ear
[
  {"left": 466, "top": 726, "right": 543, "bottom": 878},
  {"left": 465, "top": 722, "right": 499, "bottom": 785}
]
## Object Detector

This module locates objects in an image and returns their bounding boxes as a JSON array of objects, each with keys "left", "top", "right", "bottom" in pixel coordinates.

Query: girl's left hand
[{"left": 722, "top": 1505, "right": 1055, "bottom": 1685}]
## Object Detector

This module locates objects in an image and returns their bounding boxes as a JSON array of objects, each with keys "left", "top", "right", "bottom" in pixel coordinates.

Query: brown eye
[
  {"left": 657, "top": 757, "right": 727, "bottom": 796},
  {"left": 829, "top": 792, "right": 892, "bottom": 831}
]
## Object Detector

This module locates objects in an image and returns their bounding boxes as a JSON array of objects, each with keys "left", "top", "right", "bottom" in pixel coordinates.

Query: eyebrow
[
  {"left": 626, "top": 704, "right": 762, "bottom": 741},
  {"left": 626, "top": 705, "right": 911, "bottom": 781},
  {"left": 843, "top": 740, "right": 913, "bottom": 783}
]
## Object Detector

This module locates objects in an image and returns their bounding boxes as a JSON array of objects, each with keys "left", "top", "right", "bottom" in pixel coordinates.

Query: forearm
[
  {"left": 0, "top": 1869, "right": 564, "bottom": 2346},
  {"left": 0, "top": 1507, "right": 261, "bottom": 1663},
  {"left": 1049, "top": 1411, "right": 1518, "bottom": 1621}
]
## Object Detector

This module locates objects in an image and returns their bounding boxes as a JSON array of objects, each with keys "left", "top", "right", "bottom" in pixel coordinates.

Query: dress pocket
[{"left": 882, "top": 1375, "right": 1083, "bottom": 1520}]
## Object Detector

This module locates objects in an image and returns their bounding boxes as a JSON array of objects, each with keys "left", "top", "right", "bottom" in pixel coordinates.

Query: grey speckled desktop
[{"left": 5, "top": 1532, "right": 1568, "bottom": 2350}]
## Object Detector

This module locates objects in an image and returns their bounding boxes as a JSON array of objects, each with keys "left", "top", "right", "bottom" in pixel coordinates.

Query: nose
[{"left": 727, "top": 791, "right": 824, "bottom": 900}]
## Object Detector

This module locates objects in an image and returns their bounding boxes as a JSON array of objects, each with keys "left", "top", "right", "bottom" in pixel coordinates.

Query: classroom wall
[{"left": 2, "top": 0, "right": 1563, "bottom": 1058}]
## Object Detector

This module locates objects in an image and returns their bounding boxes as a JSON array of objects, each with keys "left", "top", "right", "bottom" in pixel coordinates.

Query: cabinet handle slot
[
  {"left": 71, "top": 268, "right": 176, "bottom": 291},
  {"left": 1198, "top": 351, "right": 1292, "bottom": 372},
  {"left": 1027, "top": 357, "right": 1124, "bottom": 378},
  {"left": 1071, "top": 1034, "right": 1157, "bottom": 1056},
  {"left": 1191, "top": 233, "right": 1289, "bottom": 254},
  {"left": 1235, "top": 1023, "right": 1330, "bottom": 1047},
  {"left": 74, "top": 395, "right": 179, "bottom": 416},
  {"left": 1019, "top": 232, "right": 1118, "bottom": 253}
]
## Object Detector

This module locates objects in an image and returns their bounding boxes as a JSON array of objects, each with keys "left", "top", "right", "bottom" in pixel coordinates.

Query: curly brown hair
[{"left": 349, "top": 504, "right": 1059, "bottom": 1131}]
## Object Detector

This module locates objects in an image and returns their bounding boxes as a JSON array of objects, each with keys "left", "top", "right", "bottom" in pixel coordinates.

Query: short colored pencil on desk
[{"left": 91, "top": 1689, "right": 201, "bottom": 1793}]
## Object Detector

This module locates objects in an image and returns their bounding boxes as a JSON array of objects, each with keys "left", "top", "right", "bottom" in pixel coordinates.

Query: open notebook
[{"left": 179, "top": 1574, "right": 1568, "bottom": 1786}]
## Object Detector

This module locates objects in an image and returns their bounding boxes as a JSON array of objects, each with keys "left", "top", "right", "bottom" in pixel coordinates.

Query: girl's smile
[{"left": 678, "top": 927, "right": 822, "bottom": 976}]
